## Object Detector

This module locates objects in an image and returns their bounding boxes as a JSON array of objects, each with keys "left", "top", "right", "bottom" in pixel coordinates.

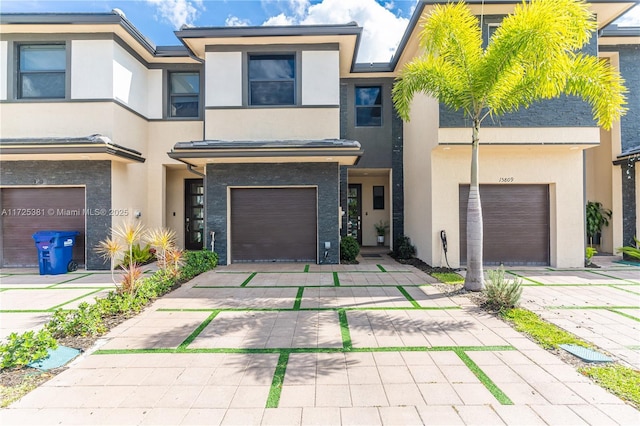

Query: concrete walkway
[{"left": 1, "top": 255, "right": 639, "bottom": 425}]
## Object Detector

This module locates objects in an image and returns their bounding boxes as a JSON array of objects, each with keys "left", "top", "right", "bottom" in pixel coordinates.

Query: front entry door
[
  {"left": 185, "top": 179, "right": 204, "bottom": 250},
  {"left": 347, "top": 184, "right": 362, "bottom": 245}
]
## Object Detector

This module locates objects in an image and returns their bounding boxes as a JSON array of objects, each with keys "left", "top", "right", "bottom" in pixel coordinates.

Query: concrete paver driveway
[{"left": 1, "top": 256, "right": 639, "bottom": 425}]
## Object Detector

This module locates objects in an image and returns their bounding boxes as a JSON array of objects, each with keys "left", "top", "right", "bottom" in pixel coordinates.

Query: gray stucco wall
[
  {"left": 0, "top": 160, "right": 112, "bottom": 270},
  {"left": 205, "top": 162, "right": 340, "bottom": 265},
  {"left": 340, "top": 78, "right": 395, "bottom": 168}
]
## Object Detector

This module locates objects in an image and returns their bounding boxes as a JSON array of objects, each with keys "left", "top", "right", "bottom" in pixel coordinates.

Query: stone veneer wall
[
  {"left": 0, "top": 160, "right": 111, "bottom": 270},
  {"left": 205, "top": 162, "right": 340, "bottom": 265}
]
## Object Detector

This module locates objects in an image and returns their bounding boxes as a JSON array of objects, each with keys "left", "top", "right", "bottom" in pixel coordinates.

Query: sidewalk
[{"left": 1, "top": 255, "right": 638, "bottom": 425}]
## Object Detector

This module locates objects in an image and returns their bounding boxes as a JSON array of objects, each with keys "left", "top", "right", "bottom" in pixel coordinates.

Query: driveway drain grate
[{"left": 559, "top": 344, "right": 612, "bottom": 363}]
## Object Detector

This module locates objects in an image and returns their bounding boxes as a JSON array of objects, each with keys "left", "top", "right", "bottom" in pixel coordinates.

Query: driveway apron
[{"left": 1, "top": 256, "right": 639, "bottom": 425}]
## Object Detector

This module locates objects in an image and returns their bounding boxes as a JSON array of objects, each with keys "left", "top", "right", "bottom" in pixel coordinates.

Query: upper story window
[
  {"left": 248, "top": 54, "right": 295, "bottom": 106},
  {"left": 169, "top": 72, "right": 200, "bottom": 117},
  {"left": 18, "top": 44, "right": 66, "bottom": 99},
  {"left": 355, "top": 86, "right": 382, "bottom": 127}
]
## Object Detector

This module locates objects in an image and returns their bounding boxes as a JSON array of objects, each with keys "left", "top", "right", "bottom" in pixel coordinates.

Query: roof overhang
[
  {"left": 0, "top": 134, "right": 145, "bottom": 163},
  {"left": 0, "top": 13, "right": 197, "bottom": 64},
  {"left": 168, "top": 139, "right": 363, "bottom": 166},
  {"left": 175, "top": 23, "right": 362, "bottom": 74},
  {"left": 391, "top": 0, "right": 638, "bottom": 73},
  {"left": 613, "top": 145, "right": 640, "bottom": 165}
]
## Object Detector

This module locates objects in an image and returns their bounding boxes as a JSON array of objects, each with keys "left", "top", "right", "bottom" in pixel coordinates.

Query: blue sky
[{"left": 1, "top": 0, "right": 638, "bottom": 63}]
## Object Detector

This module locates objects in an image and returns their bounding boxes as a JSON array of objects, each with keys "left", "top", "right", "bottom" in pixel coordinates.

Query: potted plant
[
  {"left": 374, "top": 220, "right": 389, "bottom": 246},
  {"left": 586, "top": 201, "right": 612, "bottom": 246}
]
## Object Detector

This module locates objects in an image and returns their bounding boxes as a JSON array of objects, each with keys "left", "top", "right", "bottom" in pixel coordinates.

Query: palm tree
[{"left": 392, "top": 0, "right": 626, "bottom": 291}]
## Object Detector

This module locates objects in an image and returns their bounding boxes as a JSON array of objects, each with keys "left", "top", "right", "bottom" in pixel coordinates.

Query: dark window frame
[
  {"left": 17, "top": 43, "right": 66, "bottom": 99},
  {"left": 168, "top": 71, "right": 200, "bottom": 118},
  {"left": 248, "top": 53, "right": 296, "bottom": 106},
  {"left": 373, "top": 186, "right": 385, "bottom": 210},
  {"left": 355, "top": 85, "right": 382, "bottom": 127}
]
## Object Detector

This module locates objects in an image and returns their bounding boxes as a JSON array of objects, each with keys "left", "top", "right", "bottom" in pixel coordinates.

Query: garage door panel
[
  {"left": 459, "top": 185, "right": 549, "bottom": 266},
  {"left": 1, "top": 187, "right": 85, "bottom": 267},
  {"left": 231, "top": 188, "right": 317, "bottom": 262}
]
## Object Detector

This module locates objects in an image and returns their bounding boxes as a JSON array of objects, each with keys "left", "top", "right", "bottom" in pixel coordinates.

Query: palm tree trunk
[{"left": 465, "top": 118, "right": 484, "bottom": 291}]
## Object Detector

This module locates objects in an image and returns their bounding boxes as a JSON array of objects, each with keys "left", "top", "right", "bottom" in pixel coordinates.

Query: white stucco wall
[
  {"left": 205, "top": 51, "right": 242, "bottom": 107},
  {"left": 301, "top": 50, "right": 339, "bottom": 105},
  {"left": 71, "top": 40, "right": 113, "bottom": 100},
  {"left": 147, "top": 69, "right": 163, "bottom": 119},
  {"left": 205, "top": 108, "right": 339, "bottom": 140},
  {"left": 403, "top": 94, "right": 440, "bottom": 264},
  {"left": 0, "top": 40, "right": 8, "bottom": 101},
  {"left": 429, "top": 146, "right": 585, "bottom": 268},
  {"left": 113, "top": 43, "right": 149, "bottom": 116}
]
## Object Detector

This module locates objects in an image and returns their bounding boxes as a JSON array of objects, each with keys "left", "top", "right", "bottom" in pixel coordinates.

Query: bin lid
[{"left": 33, "top": 230, "right": 80, "bottom": 240}]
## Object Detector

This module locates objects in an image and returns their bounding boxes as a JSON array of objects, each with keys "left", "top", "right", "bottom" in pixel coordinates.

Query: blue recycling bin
[{"left": 32, "top": 231, "right": 79, "bottom": 275}]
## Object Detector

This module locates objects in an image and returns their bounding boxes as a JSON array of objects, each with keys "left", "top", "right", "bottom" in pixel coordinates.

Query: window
[
  {"left": 373, "top": 186, "right": 384, "bottom": 210},
  {"left": 18, "top": 44, "right": 66, "bottom": 99},
  {"left": 169, "top": 72, "right": 200, "bottom": 117},
  {"left": 355, "top": 86, "right": 382, "bottom": 127},
  {"left": 248, "top": 54, "right": 295, "bottom": 106}
]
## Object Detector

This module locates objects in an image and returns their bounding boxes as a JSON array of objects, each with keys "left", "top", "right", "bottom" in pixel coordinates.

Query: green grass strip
[
  {"left": 177, "top": 310, "right": 220, "bottom": 351},
  {"left": 502, "top": 308, "right": 589, "bottom": 349},
  {"left": 156, "top": 306, "right": 461, "bottom": 313},
  {"left": 94, "top": 345, "right": 516, "bottom": 356},
  {"left": 580, "top": 364, "right": 640, "bottom": 408},
  {"left": 338, "top": 309, "right": 352, "bottom": 350},
  {"left": 46, "top": 273, "right": 93, "bottom": 288},
  {"left": 455, "top": 349, "right": 513, "bottom": 405},
  {"left": 611, "top": 286, "right": 640, "bottom": 296},
  {"left": 588, "top": 270, "right": 640, "bottom": 285},
  {"left": 48, "top": 288, "right": 106, "bottom": 311},
  {"left": 505, "top": 271, "right": 544, "bottom": 285},
  {"left": 240, "top": 272, "right": 257, "bottom": 287},
  {"left": 303, "top": 265, "right": 309, "bottom": 273},
  {"left": 627, "top": 345, "right": 640, "bottom": 350},
  {"left": 265, "top": 352, "right": 290, "bottom": 408},
  {"left": 397, "top": 286, "right": 421, "bottom": 308},
  {"left": 608, "top": 309, "right": 640, "bottom": 322},
  {"left": 333, "top": 272, "right": 340, "bottom": 287},
  {"left": 377, "top": 264, "right": 387, "bottom": 272},
  {"left": 293, "top": 287, "right": 304, "bottom": 310},
  {"left": 546, "top": 305, "right": 638, "bottom": 310}
]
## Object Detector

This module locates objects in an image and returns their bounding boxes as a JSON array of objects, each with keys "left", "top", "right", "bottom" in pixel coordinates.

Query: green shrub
[
  {"left": 617, "top": 236, "right": 640, "bottom": 260},
  {"left": 340, "top": 236, "right": 360, "bottom": 262},
  {"left": 393, "top": 235, "right": 416, "bottom": 259},
  {"left": 585, "top": 246, "right": 597, "bottom": 265},
  {"left": 121, "top": 243, "right": 155, "bottom": 268},
  {"left": 181, "top": 250, "right": 219, "bottom": 280},
  {"left": 46, "top": 303, "right": 106, "bottom": 338},
  {"left": 483, "top": 266, "right": 523, "bottom": 312},
  {"left": 1, "top": 330, "right": 58, "bottom": 370}
]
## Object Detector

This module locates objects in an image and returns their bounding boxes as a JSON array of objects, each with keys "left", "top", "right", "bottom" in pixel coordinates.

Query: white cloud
[
  {"left": 226, "top": 15, "right": 251, "bottom": 27},
  {"left": 263, "top": 13, "right": 296, "bottom": 26},
  {"left": 145, "top": 0, "right": 204, "bottom": 29},
  {"left": 259, "top": 0, "right": 408, "bottom": 63},
  {"left": 614, "top": 5, "right": 640, "bottom": 27}
]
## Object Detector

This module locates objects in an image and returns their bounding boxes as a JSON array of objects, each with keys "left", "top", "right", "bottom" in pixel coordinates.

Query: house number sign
[{"left": 498, "top": 177, "right": 515, "bottom": 182}]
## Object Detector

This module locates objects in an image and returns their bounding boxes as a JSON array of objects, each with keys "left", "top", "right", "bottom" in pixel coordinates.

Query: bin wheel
[{"left": 67, "top": 260, "right": 78, "bottom": 272}]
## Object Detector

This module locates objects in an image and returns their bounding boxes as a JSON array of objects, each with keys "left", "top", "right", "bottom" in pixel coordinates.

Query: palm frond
[
  {"left": 393, "top": 56, "right": 470, "bottom": 121},
  {"left": 480, "top": 0, "right": 595, "bottom": 104},
  {"left": 419, "top": 2, "right": 483, "bottom": 98},
  {"left": 565, "top": 54, "right": 627, "bottom": 130}
]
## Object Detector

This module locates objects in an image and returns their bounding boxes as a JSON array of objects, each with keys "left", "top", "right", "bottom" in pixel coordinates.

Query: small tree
[{"left": 393, "top": 0, "right": 626, "bottom": 290}]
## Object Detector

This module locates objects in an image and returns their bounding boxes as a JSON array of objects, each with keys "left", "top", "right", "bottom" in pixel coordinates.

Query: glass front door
[
  {"left": 185, "top": 179, "right": 204, "bottom": 250},
  {"left": 347, "top": 184, "right": 362, "bottom": 245}
]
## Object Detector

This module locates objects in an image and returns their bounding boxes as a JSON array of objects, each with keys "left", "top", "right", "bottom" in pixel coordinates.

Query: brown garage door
[
  {"left": 1, "top": 187, "right": 85, "bottom": 267},
  {"left": 231, "top": 188, "right": 317, "bottom": 262},
  {"left": 459, "top": 184, "right": 549, "bottom": 266}
]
